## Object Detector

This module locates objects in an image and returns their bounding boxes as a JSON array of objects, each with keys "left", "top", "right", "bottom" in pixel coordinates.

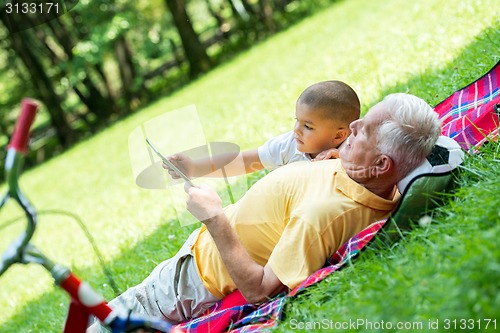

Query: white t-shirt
[{"left": 257, "top": 131, "right": 311, "bottom": 170}]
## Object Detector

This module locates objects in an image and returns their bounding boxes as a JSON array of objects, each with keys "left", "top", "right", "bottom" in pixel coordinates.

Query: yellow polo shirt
[{"left": 192, "top": 159, "right": 398, "bottom": 299}]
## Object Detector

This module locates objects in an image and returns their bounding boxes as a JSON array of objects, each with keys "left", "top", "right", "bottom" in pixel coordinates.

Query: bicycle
[{"left": 0, "top": 99, "right": 177, "bottom": 333}]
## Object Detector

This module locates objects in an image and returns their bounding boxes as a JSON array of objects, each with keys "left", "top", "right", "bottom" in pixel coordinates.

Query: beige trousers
[{"left": 95, "top": 229, "right": 219, "bottom": 332}]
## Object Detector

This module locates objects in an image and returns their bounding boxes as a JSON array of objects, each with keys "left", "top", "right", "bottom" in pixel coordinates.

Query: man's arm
[
  {"left": 203, "top": 213, "right": 287, "bottom": 303},
  {"left": 185, "top": 184, "right": 287, "bottom": 304}
]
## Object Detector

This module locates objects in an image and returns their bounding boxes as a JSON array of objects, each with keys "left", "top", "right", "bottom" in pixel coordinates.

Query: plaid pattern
[
  {"left": 175, "top": 221, "right": 386, "bottom": 332},
  {"left": 175, "top": 61, "right": 500, "bottom": 332},
  {"left": 434, "top": 61, "right": 500, "bottom": 150}
]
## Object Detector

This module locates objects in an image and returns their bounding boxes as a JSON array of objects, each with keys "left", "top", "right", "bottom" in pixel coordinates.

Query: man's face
[
  {"left": 293, "top": 102, "right": 344, "bottom": 158},
  {"left": 339, "top": 103, "right": 387, "bottom": 180}
]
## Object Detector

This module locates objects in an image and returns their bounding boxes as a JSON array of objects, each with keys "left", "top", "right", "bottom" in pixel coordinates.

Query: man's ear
[{"left": 373, "top": 154, "right": 394, "bottom": 177}]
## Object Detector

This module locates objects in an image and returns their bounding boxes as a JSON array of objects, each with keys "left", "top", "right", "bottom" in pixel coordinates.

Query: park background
[{"left": 0, "top": 0, "right": 499, "bottom": 332}]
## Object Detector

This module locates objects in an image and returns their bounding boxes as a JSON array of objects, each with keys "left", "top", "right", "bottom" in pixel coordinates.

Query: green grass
[
  {"left": 277, "top": 143, "right": 500, "bottom": 332},
  {"left": 0, "top": 0, "right": 499, "bottom": 331}
]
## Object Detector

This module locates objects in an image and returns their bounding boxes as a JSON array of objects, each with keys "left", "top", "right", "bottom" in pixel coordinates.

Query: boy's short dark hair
[{"left": 297, "top": 80, "right": 360, "bottom": 125}]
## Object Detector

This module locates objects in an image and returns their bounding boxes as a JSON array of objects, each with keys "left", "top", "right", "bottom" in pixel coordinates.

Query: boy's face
[{"left": 294, "top": 102, "right": 348, "bottom": 158}]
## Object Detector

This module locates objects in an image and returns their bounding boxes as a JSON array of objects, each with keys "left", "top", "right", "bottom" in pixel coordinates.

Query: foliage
[{"left": 0, "top": 0, "right": 341, "bottom": 181}]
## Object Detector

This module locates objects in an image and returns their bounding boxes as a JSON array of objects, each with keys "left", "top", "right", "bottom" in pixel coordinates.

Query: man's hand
[
  {"left": 163, "top": 153, "right": 193, "bottom": 179},
  {"left": 185, "top": 184, "right": 224, "bottom": 222},
  {"left": 187, "top": 188, "right": 287, "bottom": 304},
  {"left": 312, "top": 148, "right": 340, "bottom": 161}
]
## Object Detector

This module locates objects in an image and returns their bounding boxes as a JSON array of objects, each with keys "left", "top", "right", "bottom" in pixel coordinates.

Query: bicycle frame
[{"left": 0, "top": 99, "right": 175, "bottom": 333}]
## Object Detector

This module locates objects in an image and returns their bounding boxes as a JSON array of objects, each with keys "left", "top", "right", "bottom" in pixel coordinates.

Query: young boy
[{"left": 166, "top": 80, "right": 360, "bottom": 177}]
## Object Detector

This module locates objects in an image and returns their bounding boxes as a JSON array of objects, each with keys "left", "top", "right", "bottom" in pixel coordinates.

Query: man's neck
[
  {"left": 364, "top": 182, "right": 397, "bottom": 200},
  {"left": 352, "top": 175, "right": 397, "bottom": 200}
]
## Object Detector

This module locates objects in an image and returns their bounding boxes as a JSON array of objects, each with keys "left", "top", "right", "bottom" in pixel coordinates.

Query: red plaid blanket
[
  {"left": 175, "top": 221, "right": 386, "bottom": 333},
  {"left": 175, "top": 61, "right": 500, "bottom": 332},
  {"left": 434, "top": 60, "right": 500, "bottom": 150}
]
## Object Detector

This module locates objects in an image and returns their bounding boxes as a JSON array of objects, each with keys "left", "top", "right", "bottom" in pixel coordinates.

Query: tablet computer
[{"left": 146, "top": 138, "right": 194, "bottom": 187}]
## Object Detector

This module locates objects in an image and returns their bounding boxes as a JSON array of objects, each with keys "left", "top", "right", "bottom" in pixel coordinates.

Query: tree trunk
[
  {"left": 6, "top": 29, "right": 74, "bottom": 146},
  {"left": 44, "top": 16, "right": 116, "bottom": 122},
  {"left": 258, "top": 0, "right": 275, "bottom": 33},
  {"left": 224, "top": 0, "right": 246, "bottom": 21},
  {"left": 164, "top": 0, "right": 212, "bottom": 78},
  {"left": 114, "top": 34, "right": 138, "bottom": 113},
  {"left": 206, "top": 0, "right": 231, "bottom": 40},
  {"left": 67, "top": 10, "right": 116, "bottom": 104},
  {"left": 240, "top": 0, "right": 256, "bottom": 15}
]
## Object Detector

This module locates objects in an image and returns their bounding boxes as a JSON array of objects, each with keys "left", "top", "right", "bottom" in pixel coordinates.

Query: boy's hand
[
  {"left": 163, "top": 153, "right": 193, "bottom": 179},
  {"left": 312, "top": 148, "right": 340, "bottom": 161},
  {"left": 185, "top": 184, "right": 224, "bottom": 222}
]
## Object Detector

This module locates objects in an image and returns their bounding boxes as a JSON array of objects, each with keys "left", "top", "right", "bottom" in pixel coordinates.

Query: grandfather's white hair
[{"left": 376, "top": 93, "right": 441, "bottom": 179}]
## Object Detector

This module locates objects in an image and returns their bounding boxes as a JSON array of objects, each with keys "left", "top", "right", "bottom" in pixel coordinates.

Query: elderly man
[{"left": 91, "top": 93, "right": 441, "bottom": 331}]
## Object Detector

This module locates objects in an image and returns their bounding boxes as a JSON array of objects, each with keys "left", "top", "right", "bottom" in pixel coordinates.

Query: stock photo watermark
[
  {"left": 1, "top": 0, "right": 79, "bottom": 33},
  {"left": 288, "top": 318, "right": 497, "bottom": 331}
]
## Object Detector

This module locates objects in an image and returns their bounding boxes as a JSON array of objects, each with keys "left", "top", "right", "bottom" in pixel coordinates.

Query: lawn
[{"left": 0, "top": 0, "right": 499, "bottom": 332}]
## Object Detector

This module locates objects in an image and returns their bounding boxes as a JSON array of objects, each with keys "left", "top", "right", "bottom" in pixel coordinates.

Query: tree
[
  {"left": 115, "top": 34, "right": 138, "bottom": 113},
  {"left": 223, "top": 0, "right": 247, "bottom": 22},
  {"left": 164, "top": 0, "right": 212, "bottom": 78},
  {"left": 0, "top": 17, "right": 75, "bottom": 146},
  {"left": 240, "top": 0, "right": 256, "bottom": 15},
  {"left": 258, "top": 0, "right": 275, "bottom": 33}
]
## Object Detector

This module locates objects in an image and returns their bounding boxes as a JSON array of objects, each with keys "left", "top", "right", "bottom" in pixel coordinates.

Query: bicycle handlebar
[
  {"left": 8, "top": 98, "right": 38, "bottom": 154},
  {"left": 0, "top": 99, "right": 38, "bottom": 276},
  {"left": 1, "top": 100, "right": 176, "bottom": 332}
]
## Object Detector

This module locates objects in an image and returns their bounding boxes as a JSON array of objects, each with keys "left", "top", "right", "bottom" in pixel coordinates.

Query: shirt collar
[{"left": 334, "top": 167, "right": 399, "bottom": 211}]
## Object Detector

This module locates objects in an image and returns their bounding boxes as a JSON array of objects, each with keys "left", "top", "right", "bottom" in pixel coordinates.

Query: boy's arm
[
  {"left": 204, "top": 149, "right": 264, "bottom": 176},
  {"left": 312, "top": 134, "right": 348, "bottom": 161},
  {"left": 241, "top": 149, "right": 265, "bottom": 173},
  {"left": 166, "top": 149, "right": 264, "bottom": 178},
  {"left": 311, "top": 148, "right": 340, "bottom": 161}
]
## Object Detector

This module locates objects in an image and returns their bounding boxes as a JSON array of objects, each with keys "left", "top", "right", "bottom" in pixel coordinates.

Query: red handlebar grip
[{"left": 8, "top": 99, "right": 38, "bottom": 154}]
